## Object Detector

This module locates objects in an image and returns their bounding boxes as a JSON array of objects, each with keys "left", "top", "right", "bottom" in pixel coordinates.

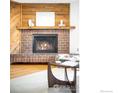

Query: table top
[{"left": 50, "top": 61, "right": 79, "bottom": 68}]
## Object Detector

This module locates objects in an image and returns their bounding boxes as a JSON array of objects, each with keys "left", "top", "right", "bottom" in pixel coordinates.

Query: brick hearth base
[{"left": 10, "top": 54, "right": 56, "bottom": 63}]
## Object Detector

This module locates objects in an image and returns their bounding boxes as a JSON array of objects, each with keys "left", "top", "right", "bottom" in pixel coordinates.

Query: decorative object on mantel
[
  {"left": 58, "top": 20, "right": 65, "bottom": 27},
  {"left": 28, "top": 19, "right": 34, "bottom": 27}
]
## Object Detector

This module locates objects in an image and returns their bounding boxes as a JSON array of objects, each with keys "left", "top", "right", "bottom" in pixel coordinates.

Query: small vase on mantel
[
  {"left": 58, "top": 20, "right": 65, "bottom": 27},
  {"left": 28, "top": 19, "right": 34, "bottom": 28}
]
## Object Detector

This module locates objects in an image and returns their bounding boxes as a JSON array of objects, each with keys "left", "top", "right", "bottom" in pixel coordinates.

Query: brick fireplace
[
  {"left": 11, "top": 29, "right": 70, "bottom": 63},
  {"left": 10, "top": 3, "right": 72, "bottom": 63}
]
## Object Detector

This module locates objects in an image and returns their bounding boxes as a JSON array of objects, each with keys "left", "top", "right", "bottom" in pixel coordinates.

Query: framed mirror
[{"left": 36, "top": 12, "right": 55, "bottom": 26}]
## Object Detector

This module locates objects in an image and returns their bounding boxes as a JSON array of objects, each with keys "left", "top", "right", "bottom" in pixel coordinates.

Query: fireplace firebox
[{"left": 33, "top": 34, "right": 58, "bottom": 53}]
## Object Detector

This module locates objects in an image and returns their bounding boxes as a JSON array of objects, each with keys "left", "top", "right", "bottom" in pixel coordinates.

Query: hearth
[{"left": 33, "top": 34, "right": 58, "bottom": 53}]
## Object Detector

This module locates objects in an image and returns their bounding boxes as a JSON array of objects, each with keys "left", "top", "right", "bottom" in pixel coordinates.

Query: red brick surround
[
  {"left": 11, "top": 29, "right": 70, "bottom": 63},
  {"left": 21, "top": 30, "right": 69, "bottom": 54}
]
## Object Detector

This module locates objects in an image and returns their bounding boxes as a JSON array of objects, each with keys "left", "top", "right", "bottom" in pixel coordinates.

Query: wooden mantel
[{"left": 17, "top": 26, "right": 76, "bottom": 30}]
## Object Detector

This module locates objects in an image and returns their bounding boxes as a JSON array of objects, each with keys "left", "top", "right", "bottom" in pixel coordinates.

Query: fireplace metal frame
[{"left": 32, "top": 34, "right": 58, "bottom": 53}]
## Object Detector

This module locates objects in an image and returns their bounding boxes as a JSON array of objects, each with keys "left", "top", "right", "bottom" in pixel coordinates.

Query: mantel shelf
[{"left": 17, "top": 26, "right": 76, "bottom": 30}]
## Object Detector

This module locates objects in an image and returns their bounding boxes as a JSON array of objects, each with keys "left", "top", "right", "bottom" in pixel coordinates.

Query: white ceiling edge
[{"left": 12, "top": 0, "right": 78, "bottom": 3}]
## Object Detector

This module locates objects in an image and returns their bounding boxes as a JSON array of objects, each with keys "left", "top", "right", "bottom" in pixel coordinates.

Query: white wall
[{"left": 70, "top": 0, "right": 79, "bottom": 54}]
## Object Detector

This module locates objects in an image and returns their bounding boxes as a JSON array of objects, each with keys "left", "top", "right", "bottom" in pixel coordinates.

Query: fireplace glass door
[{"left": 33, "top": 34, "right": 58, "bottom": 53}]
